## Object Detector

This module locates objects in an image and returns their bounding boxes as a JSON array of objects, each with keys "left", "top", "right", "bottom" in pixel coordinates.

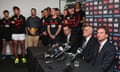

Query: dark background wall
[{"left": 85, "top": 0, "right": 120, "bottom": 71}]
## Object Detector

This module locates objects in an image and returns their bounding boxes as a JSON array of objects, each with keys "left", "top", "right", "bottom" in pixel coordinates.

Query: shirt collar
[
  {"left": 67, "top": 33, "right": 71, "bottom": 38},
  {"left": 100, "top": 39, "right": 108, "bottom": 47},
  {"left": 86, "top": 35, "right": 92, "bottom": 42}
]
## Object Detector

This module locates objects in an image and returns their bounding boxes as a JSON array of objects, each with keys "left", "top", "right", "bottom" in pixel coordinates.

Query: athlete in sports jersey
[
  {"left": 11, "top": 6, "right": 26, "bottom": 64},
  {"left": 1, "top": 10, "right": 13, "bottom": 60},
  {"left": 47, "top": 8, "right": 62, "bottom": 46}
]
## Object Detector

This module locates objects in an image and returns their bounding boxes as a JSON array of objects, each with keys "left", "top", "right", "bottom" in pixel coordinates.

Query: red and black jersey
[
  {"left": 75, "top": 9, "right": 85, "bottom": 21},
  {"left": 64, "top": 13, "right": 80, "bottom": 28},
  {"left": 48, "top": 17, "right": 62, "bottom": 35},
  {"left": 0, "top": 18, "right": 12, "bottom": 36},
  {"left": 40, "top": 16, "right": 50, "bottom": 32},
  {"left": 59, "top": 15, "right": 66, "bottom": 26},
  {"left": 1, "top": 18, "right": 11, "bottom": 30},
  {"left": 11, "top": 15, "right": 26, "bottom": 34},
  {"left": 75, "top": 10, "right": 85, "bottom": 33},
  {"left": 0, "top": 18, "right": 12, "bottom": 40}
]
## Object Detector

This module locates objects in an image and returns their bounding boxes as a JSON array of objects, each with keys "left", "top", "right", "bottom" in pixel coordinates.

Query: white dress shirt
[
  {"left": 82, "top": 35, "right": 92, "bottom": 48},
  {"left": 98, "top": 39, "right": 108, "bottom": 53},
  {"left": 67, "top": 33, "right": 71, "bottom": 43}
]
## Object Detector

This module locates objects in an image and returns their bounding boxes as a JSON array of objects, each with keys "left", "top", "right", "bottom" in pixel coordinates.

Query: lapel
[
  {"left": 81, "top": 37, "right": 86, "bottom": 45},
  {"left": 69, "top": 34, "right": 72, "bottom": 42},
  {"left": 94, "top": 44, "right": 100, "bottom": 56},
  {"left": 98, "top": 41, "right": 109, "bottom": 54},
  {"left": 83, "top": 36, "right": 93, "bottom": 49},
  {"left": 65, "top": 34, "right": 71, "bottom": 44},
  {"left": 85, "top": 37, "right": 93, "bottom": 47}
]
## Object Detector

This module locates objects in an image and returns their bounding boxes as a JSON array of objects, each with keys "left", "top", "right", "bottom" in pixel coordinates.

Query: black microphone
[
  {"left": 44, "top": 43, "right": 71, "bottom": 59},
  {"left": 70, "top": 47, "right": 83, "bottom": 61},
  {"left": 54, "top": 43, "right": 71, "bottom": 58}
]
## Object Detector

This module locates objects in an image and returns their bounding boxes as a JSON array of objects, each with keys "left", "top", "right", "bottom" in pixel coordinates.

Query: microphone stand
[{"left": 44, "top": 43, "right": 71, "bottom": 63}]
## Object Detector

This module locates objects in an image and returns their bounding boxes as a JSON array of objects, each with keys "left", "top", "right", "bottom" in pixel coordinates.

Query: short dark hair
[
  {"left": 97, "top": 26, "right": 109, "bottom": 35},
  {"left": 41, "top": 10, "right": 44, "bottom": 13},
  {"left": 31, "top": 8, "right": 36, "bottom": 12},
  {"left": 68, "top": 5, "right": 74, "bottom": 9},
  {"left": 46, "top": 7, "right": 51, "bottom": 11},
  {"left": 44, "top": 8, "right": 48, "bottom": 12},
  {"left": 3, "top": 10, "right": 9, "bottom": 14},
  {"left": 63, "top": 25, "right": 71, "bottom": 30},
  {"left": 13, "top": 6, "right": 20, "bottom": 10},
  {"left": 75, "top": 2, "right": 81, "bottom": 6},
  {"left": 54, "top": 8, "right": 59, "bottom": 11}
]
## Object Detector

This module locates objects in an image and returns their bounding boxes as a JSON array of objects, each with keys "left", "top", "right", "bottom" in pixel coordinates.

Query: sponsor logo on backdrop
[{"left": 86, "top": 0, "right": 120, "bottom": 49}]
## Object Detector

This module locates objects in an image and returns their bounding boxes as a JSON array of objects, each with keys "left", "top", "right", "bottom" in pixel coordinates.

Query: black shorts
[{"left": 2, "top": 33, "right": 12, "bottom": 41}]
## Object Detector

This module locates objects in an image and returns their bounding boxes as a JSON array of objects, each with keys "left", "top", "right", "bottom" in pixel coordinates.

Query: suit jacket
[
  {"left": 80, "top": 36, "right": 98, "bottom": 63},
  {"left": 92, "top": 41, "right": 116, "bottom": 72},
  {"left": 62, "top": 32, "right": 81, "bottom": 53}
]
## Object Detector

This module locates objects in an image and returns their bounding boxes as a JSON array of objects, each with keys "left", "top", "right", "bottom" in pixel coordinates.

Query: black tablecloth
[
  {"left": 27, "top": 46, "right": 49, "bottom": 72},
  {"left": 27, "top": 46, "right": 102, "bottom": 72},
  {"left": 35, "top": 58, "right": 102, "bottom": 72}
]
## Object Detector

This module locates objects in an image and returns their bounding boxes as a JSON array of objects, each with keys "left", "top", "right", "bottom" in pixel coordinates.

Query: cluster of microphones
[{"left": 44, "top": 42, "right": 84, "bottom": 64}]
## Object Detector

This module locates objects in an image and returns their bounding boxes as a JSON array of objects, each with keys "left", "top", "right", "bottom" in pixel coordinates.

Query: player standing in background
[
  {"left": 47, "top": 8, "right": 62, "bottom": 46},
  {"left": 11, "top": 6, "right": 26, "bottom": 64},
  {"left": 40, "top": 8, "right": 50, "bottom": 46},
  {"left": 0, "top": 10, "right": 14, "bottom": 60}
]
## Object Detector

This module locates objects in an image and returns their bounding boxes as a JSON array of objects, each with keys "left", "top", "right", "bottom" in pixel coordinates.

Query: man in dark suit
[
  {"left": 92, "top": 27, "right": 116, "bottom": 72},
  {"left": 80, "top": 26, "right": 98, "bottom": 63},
  {"left": 63, "top": 25, "right": 80, "bottom": 53}
]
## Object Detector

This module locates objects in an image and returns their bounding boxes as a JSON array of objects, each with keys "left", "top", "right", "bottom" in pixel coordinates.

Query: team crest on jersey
[
  {"left": 67, "top": 17, "right": 70, "bottom": 19},
  {"left": 5, "top": 25, "right": 10, "bottom": 28},
  {"left": 14, "top": 18, "right": 17, "bottom": 20},
  {"left": 3, "top": 21, "right": 6, "bottom": 23},
  {"left": 59, "top": 17, "right": 62, "bottom": 20},
  {"left": 50, "top": 20, "right": 53, "bottom": 22},
  {"left": 51, "top": 25, "right": 56, "bottom": 28},
  {"left": 70, "top": 15, "right": 73, "bottom": 18},
  {"left": 42, "top": 19, "right": 45, "bottom": 23}
]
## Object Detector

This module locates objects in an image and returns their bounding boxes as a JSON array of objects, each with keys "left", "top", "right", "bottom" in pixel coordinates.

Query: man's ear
[{"left": 106, "top": 34, "right": 108, "bottom": 38}]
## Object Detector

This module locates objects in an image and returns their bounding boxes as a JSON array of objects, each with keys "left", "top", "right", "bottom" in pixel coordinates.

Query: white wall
[
  {"left": 0, "top": 0, "right": 59, "bottom": 54},
  {"left": 0, "top": 0, "right": 59, "bottom": 18}
]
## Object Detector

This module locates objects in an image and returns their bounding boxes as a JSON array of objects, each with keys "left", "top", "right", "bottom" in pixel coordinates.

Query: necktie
[
  {"left": 82, "top": 39, "right": 87, "bottom": 49},
  {"left": 93, "top": 44, "right": 100, "bottom": 66},
  {"left": 67, "top": 35, "right": 70, "bottom": 43},
  {"left": 98, "top": 44, "right": 102, "bottom": 53}
]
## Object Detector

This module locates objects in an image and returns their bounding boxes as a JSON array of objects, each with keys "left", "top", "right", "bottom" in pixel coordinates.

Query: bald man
[{"left": 80, "top": 25, "right": 98, "bottom": 63}]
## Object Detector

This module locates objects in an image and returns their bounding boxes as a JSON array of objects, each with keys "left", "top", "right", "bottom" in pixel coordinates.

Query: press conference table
[{"left": 27, "top": 46, "right": 102, "bottom": 72}]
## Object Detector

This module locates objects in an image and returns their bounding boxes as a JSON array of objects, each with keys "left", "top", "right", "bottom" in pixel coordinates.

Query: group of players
[{"left": 0, "top": 2, "right": 85, "bottom": 64}]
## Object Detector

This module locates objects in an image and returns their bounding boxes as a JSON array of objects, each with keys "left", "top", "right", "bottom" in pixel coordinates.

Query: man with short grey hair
[
  {"left": 26, "top": 8, "right": 41, "bottom": 47},
  {"left": 80, "top": 25, "right": 98, "bottom": 63}
]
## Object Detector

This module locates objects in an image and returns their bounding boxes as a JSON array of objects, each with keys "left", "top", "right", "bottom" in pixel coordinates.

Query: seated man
[
  {"left": 79, "top": 25, "right": 98, "bottom": 63},
  {"left": 92, "top": 27, "right": 116, "bottom": 72},
  {"left": 62, "top": 25, "right": 80, "bottom": 53}
]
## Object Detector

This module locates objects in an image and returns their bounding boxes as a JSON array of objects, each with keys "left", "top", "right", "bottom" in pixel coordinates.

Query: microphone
[
  {"left": 70, "top": 47, "right": 83, "bottom": 61},
  {"left": 54, "top": 43, "right": 71, "bottom": 58},
  {"left": 44, "top": 43, "right": 71, "bottom": 59},
  {"left": 76, "top": 47, "right": 83, "bottom": 55}
]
